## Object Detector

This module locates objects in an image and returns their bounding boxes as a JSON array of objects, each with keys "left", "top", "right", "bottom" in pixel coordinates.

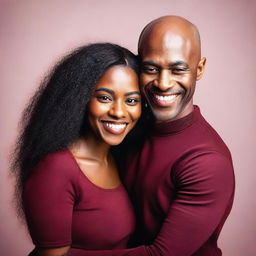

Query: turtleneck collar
[{"left": 152, "top": 105, "right": 200, "bottom": 136}]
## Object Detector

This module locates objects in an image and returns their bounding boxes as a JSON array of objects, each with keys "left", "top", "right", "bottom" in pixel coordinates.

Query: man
[
  {"left": 125, "top": 15, "right": 235, "bottom": 255},
  {"left": 68, "top": 16, "right": 235, "bottom": 256}
]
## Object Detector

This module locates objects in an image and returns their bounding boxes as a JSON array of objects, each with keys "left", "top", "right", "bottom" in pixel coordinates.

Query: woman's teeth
[{"left": 105, "top": 122, "right": 126, "bottom": 130}]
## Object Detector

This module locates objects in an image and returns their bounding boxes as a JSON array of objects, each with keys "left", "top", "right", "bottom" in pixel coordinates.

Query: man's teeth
[
  {"left": 105, "top": 123, "right": 126, "bottom": 129},
  {"left": 155, "top": 94, "right": 177, "bottom": 101}
]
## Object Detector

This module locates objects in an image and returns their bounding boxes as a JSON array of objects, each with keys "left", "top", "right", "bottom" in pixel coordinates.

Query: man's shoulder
[
  {"left": 147, "top": 108, "right": 232, "bottom": 162},
  {"left": 194, "top": 110, "right": 230, "bottom": 154},
  {"left": 172, "top": 111, "right": 233, "bottom": 172},
  {"left": 174, "top": 112, "right": 233, "bottom": 178}
]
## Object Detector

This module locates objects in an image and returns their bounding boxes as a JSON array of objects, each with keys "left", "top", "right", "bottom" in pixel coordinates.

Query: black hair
[{"left": 11, "top": 43, "right": 139, "bottom": 218}]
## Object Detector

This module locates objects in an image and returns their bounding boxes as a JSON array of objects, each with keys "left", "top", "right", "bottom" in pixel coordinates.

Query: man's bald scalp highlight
[{"left": 138, "top": 15, "right": 201, "bottom": 59}]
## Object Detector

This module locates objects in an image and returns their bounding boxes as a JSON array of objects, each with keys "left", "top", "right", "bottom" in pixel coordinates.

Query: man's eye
[
  {"left": 96, "top": 95, "right": 112, "bottom": 102},
  {"left": 142, "top": 66, "right": 158, "bottom": 74},
  {"left": 172, "top": 68, "right": 187, "bottom": 74},
  {"left": 126, "top": 98, "right": 140, "bottom": 106}
]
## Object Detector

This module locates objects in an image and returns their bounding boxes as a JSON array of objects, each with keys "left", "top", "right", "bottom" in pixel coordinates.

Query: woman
[{"left": 12, "top": 43, "right": 141, "bottom": 256}]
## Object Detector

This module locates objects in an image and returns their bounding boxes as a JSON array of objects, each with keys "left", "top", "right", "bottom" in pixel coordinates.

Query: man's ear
[{"left": 196, "top": 57, "right": 206, "bottom": 80}]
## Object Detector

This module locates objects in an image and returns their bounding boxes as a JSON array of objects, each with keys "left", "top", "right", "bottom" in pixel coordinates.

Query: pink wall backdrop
[{"left": 1, "top": 0, "right": 255, "bottom": 255}]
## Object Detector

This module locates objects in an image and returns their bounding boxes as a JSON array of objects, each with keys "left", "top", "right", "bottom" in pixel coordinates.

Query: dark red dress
[{"left": 23, "top": 149, "right": 135, "bottom": 250}]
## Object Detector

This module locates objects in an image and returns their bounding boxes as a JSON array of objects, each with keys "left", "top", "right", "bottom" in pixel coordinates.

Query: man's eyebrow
[
  {"left": 141, "top": 61, "right": 160, "bottom": 67},
  {"left": 142, "top": 60, "right": 189, "bottom": 68},
  {"left": 95, "top": 88, "right": 114, "bottom": 95},
  {"left": 169, "top": 61, "right": 189, "bottom": 68},
  {"left": 125, "top": 91, "right": 141, "bottom": 97}
]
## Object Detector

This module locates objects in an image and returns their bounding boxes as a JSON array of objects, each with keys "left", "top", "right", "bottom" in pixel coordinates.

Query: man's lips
[
  {"left": 149, "top": 91, "right": 181, "bottom": 107},
  {"left": 101, "top": 121, "right": 128, "bottom": 135}
]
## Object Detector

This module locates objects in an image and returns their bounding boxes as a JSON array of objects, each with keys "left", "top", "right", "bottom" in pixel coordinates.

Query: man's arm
[{"left": 66, "top": 151, "right": 235, "bottom": 256}]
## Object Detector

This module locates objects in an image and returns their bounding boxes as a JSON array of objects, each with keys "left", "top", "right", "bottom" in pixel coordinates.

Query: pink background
[{"left": 1, "top": 0, "right": 255, "bottom": 255}]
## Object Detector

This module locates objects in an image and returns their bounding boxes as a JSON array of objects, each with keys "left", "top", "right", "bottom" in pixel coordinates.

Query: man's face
[{"left": 140, "top": 32, "right": 204, "bottom": 122}]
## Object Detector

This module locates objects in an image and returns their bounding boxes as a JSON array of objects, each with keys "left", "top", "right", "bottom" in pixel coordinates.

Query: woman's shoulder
[
  {"left": 30, "top": 149, "right": 79, "bottom": 181},
  {"left": 39, "top": 149, "right": 71, "bottom": 165}
]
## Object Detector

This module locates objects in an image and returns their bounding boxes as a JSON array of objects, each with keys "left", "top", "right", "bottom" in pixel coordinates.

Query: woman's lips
[{"left": 101, "top": 121, "right": 128, "bottom": 135}]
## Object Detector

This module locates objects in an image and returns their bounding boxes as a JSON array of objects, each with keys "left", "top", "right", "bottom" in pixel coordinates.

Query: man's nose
[
  {"left": 155, "top": 70, "right": 175, "bottom": 91},
  {"left": 108, "top": 101, "right": 126, "bottom": 119}
]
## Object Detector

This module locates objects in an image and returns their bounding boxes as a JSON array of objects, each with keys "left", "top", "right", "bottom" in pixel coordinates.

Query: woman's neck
[{"left": 69, "top": 131, "right": 110, "bottom": 164}]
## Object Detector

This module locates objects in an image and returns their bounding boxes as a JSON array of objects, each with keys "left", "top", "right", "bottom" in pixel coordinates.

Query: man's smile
[
  {"left": 145, "top": 86, "right": 183, "bottom": 108},
  {"left": 153, "top": 93, "right": 180, "bottom": 106}
]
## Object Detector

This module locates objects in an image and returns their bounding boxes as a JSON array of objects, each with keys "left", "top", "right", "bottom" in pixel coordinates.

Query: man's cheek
[
  {"left": 140, "top": 73, "right": 147, "bottom": 83},
  {"left": 140, "top": 77, "right": 150, "bottom": 89}
]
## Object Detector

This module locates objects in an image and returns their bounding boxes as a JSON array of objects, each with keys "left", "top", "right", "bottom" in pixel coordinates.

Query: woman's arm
[{"left": 23, "top": 153, "right": 76, "bottom": 254}]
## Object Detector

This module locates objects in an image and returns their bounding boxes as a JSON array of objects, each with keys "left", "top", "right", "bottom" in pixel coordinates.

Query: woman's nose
[{"left": 108, "top": 101, "right": 126, "bottom": 119}]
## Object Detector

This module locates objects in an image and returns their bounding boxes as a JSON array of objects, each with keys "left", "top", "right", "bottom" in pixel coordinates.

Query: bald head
[
  {"left": 138, "top": 16, "right": 201, "bottom": 61},
  {"left": 138, "top": 15, "right": 206, "bottom": 122}
]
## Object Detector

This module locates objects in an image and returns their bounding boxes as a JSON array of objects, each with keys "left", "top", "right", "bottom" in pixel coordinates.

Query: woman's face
[{"left": 87, "top": 65, "right": 141, "bottom": 146}]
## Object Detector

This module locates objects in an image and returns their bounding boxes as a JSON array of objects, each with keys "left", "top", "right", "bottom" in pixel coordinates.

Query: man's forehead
[
  {"left": 138, "top": 16, "right": 201, "bottom": 60},
  {"left": 144, "top": 31, "right": 189, "bottom": 49},
  {"left": 163, "top": 33, "right": 184, "bottom": 49},
  {"left": 140, "top": 32, "right": 193, "bottom": 62}
]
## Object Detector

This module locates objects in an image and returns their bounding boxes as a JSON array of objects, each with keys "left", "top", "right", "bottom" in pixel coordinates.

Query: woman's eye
[
  {"left": 96, "top": 95, "right": 112, "bottom": 102},
  {"left": 126, "top": 98, "right": 140, "bottom": 106}
]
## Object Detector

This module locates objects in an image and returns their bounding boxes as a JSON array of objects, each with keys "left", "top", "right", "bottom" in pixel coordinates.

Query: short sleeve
[{"left": 23, "top": 151, "right": 77, "bottom": 248}]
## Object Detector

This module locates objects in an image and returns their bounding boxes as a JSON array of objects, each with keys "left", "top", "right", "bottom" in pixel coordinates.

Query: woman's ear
[{"left": 196, "top": 57, "right": 206, "bottom": 80}]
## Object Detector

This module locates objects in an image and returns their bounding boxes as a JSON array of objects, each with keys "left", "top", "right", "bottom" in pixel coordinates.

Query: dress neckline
[{"left": 66, "top": 149, "right": 122, "bottom": 192}]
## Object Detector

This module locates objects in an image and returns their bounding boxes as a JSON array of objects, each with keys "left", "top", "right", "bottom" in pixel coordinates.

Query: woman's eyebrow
[
  {"left": 95, "top": 88, "right": 114, "bottom": 95},
  {"left": 125, "top": 91, "right": 141, "bottom": 96},
  {"left": 95, "top": 88, "right": 140, "bottom": 97}
]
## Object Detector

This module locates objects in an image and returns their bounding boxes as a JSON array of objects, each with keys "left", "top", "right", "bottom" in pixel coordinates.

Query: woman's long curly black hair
[{"left": 11, "top": 43, "right": 140, "bottom": 218}]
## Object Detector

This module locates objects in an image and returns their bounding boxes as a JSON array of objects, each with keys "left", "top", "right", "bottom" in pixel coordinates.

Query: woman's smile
[
  {"left": 101, "top": 120, "right": 128, "bottom": 135},
  {"left": 87, "top": 65, "right": 141, "bottom": 145}
]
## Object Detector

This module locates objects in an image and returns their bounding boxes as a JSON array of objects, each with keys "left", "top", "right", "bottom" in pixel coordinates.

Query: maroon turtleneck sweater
[{"left": 67, "top": 106, "right": 235, "bottom": 256}]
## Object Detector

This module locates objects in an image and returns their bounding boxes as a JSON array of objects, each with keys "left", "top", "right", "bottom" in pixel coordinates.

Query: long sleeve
[
  {"left": 66, "top": 151, "right": 235, "bottom": 256},
  {"left": 23, "top": 153, "right": 76, "bottom": 248}
]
